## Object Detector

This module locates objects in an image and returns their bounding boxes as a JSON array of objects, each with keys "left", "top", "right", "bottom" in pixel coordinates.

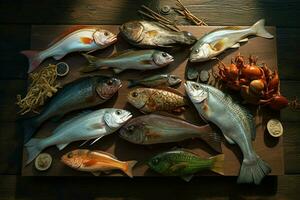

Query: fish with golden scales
[
  {"left": 21, "top": 26, "right": 117, "bottom": 73},
  {"left": 127, "top": 87, "right": 187, "bottom": 113},
  {"left": 189, "top": 19, "right": 274, "bottom": 62},
  {"left": 185, "top": 81, "right": 271, "bottom": 184},
  {"left": 61, "top": 149, "right": 137, "bottom": 177}
]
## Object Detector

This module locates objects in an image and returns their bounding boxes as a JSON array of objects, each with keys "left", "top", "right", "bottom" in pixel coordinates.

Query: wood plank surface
[
  {"left": 0, "top": 0, "right": 300, "bottom": 199},
  {"left": 21, "top": 25, "right": 284, "bottom": 177}
]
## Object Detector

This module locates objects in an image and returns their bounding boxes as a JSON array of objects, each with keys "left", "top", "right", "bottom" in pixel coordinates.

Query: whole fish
[
  {"left": 185, "top": 81, "right": 271, "bottom": 184},
  {"left": 23, "top": 76, "right": 122, "bottom": 142},
  {"left": 127, "top": 87, "right": 187, "bottom": 113},
  {"left": 119, "top": 114, "right": 222, "bottom": 152},
  {"left": 128, "top": 74, "right": 181, "bottom": 88},
  {"left": 61, "top": 149, "right": 137, "bottom": 177},
  {"left": 81, "top": 49, "right": 174, "bottom": 73},
  {"left": 22, "top": 26, "right": 117, "bottom": 73},
  {"left": 189, "top": 19, "right": 274, "bottom": 62},
  {"left": 25, "top": 108, "right": 132, "bottom": 164},
  {"left": 120, "top": 20, "right": 197, "bottom": 48},
  {"left": 147, "top": 149, "right": 224, "bottom": 181}
]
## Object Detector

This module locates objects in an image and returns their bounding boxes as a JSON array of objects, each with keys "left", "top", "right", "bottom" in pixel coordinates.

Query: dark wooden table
[{"left": 0, "top": 0, "right": 299, "bottom": 199}]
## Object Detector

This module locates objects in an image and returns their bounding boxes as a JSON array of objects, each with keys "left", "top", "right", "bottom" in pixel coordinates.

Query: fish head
[
  {"left": 61, "top": 149, "right": 89, "bottom": 169},
  {"left": 184, "top": 81, "right": 208, "bottom": 104},
  {"left": 104, "top": 109, "right": 132, "bottom": 129},
  {"left": 189, "top": 43, "right": 216, "bottom": 62},
  {"left": 93, "top": 29, "right": 117, "bottom": 47},
  {"left": 96, "top": 77, "right": 122, "bottom": 100},
  {"left": 147, "top": 153, "right": 171, "bottom": 174},
  {"left": 182, "top": 31, "right": 197, "bottom": 45},
  {"left": 120, "top": 21, "right": 144, "bottom": 43},
  {"left": 119, "top": 118, "right": 148, "bottom": 144},
  {"left": 152, "top": 51, "right": 174, "bottom": 67},
  {"left": 127, "top": 89, "right": 149, "bottom": 110},
  {"left": 167, "top": 75, "right": 182, "bottom": 86}
]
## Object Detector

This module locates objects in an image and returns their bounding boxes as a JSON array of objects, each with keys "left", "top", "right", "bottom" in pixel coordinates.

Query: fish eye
[
  {"left": 67, "top": 152, "right": 73, "bottom": 158},
  {"left": 193, "top": 84, "right": 200, "bottom": 89},
  {"left": 187, "top": 32, "right": 192, "bottom": 36},
  {"left": 195, "top": 49, "right": 199, "bottom": 53},
  {"left": 162, "top": 52, "right": 167, "bottom": 57},
  {"left": 152, "top": 158, "right": 160, "bottom": 165},
  {"left": 116, "top": 110, "right": 122, "bottom": 115},
  {"left": 107, "top": 79, "right": 113, "bottom": 85},
  {"left": 104, "top": 31, "right": 109, "bottom": 36},
  {"left": 131, "top": 92, "right": 138, "bottom": 97}
]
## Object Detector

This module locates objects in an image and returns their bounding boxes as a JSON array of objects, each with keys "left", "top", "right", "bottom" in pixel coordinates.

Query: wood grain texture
[
  {"left": 0, "top": 0, "right": 299, "bottom": 27},
  {"left": 21, "top": 25, "right": 284, "bottom": 178}
]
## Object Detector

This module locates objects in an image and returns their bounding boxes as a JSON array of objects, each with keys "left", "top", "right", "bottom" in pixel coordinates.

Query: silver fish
[
  {"left": 81, "top": 49, "right": 174, "bottom": 73},
  {"left": 119, "top": 114, "right": 222, "bottom": 152},
  {"left": 25, "top": 108, "right": 132, "bottom": 164},
  {"left": 185, "top": 81, "right": 271, "bottom": 184},
  {"left": 22, "top": 76, "right": 122, "bottom": 142},
  {"left": 128, "top": 74, "right": 181, "bottom": 88},
  {"left": 120, "top": 20, "right": 197, "bottom": 48},
  {"left": 189, "top": 19, "right": 274, "bottom": 62},
  {"left": 21, "top": 26, "right": 117, "bottom": 73}
]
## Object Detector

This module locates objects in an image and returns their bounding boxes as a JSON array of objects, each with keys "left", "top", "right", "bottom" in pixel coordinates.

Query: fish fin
[
  {"left": 169, "top": 162, "right": 188, "bottom": 173},
  {"left": 80, "top": 54, "right": 99, "bottom": 73},
  {"left": 21, "top": 50, "right": 42, "bottom": 73},
  {"left": 80, "top": 37, "right": 94, "bottom": 44},
  {"left": 230, "top": 43, "right": 240, "bottom": 48},
  {"left": 127, "top": 80, "right": 139, "bottom": 88},
  {"left": 223, "top": 134, "right": 235, "bottom": 144},
  {"left": 108, "top": 49, "right": 135, "bottom": 58},
  {"left": 48, "top": 25, "right": 95, "bottom": 47},
  {"left": 251, "top": 19, "right": 274, "bottom": 39},
  {"left": 209, "top": 154, "right": 224, "bottom": 175},
  {"left": 239, "top": 38, "right": 249, "bottom": 43},
  {"left": 237, "top": 156, "right": 271, "bottom": 184},
  {"left": 123, "top": 160, "right": 138, "bottom": 178},
  {"left": 93, "top": 150, "right": 118, "bottom": 159},
  {"left": 156, "top": 86, "right": 184, "bottom": 96},
  {"left": 89, "top": 136, "right": 103, "bottom": 146},
  {"left": 25, "top": 138, "right": 43, "bottom": 165},
  {"left": 181, "top": 174, "right": 194, "bottom": 182},
  {"left": 113, "top": 68, "right": 124, "bottom": 74},
  {"left": 22, "top": 116, "right": 39, "bottom": 143},
  {"left": 92, "top": 171, "right": 101, "bottom": 176},
  {"left": 211, "top": 38, "right": 228, "bottom": 51},
  {"left": 197, "top": 124, "right": 222, "bottom": 153},
  {"left": 53, "top": 54, "right": 66, "bottom": 60},
  {"left": 83, "top": 159, "right": 98, "bottom": 167},
  {"left": 56, "top": 143, "right": 69, "bottom": 151}
]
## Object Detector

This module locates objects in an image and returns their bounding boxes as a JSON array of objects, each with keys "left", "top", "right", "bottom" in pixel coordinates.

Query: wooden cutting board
[{"left": 22, "top": 25, "right": 284, "bottom": 178}]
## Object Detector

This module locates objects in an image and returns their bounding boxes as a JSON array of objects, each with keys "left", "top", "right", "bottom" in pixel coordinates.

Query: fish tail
[
  {"left": 80, "top": 53, "right": 99, "bottom": 73},
  {"left": 197, "top": 124, "right": 222, "bottom": 153},
  {"left": 210, "top": 154, "right": 224, "bottom": 175},
  {"left": 251, "top": 19, "right": 274, "bottom": 39},
  {"left": 237, "top": 156, "right": 271, "bottom": 184},
  {"left": 22, "top": 116, "right": 39, "bottom": 143},
  {"left": 127, "top": 80, "right": 139, "bottom": 88},
  {"left": 21, "top": 50, "right": 42, "bottom": 73},
  {"left": 25, "top": 138, "right": 43, "bottom": 165},
  {"left": 123, "top": 160, "right": 138, "bottom": 178}
]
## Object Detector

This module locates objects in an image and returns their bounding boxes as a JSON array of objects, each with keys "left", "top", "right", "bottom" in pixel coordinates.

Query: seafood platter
[{"left": 20, "top": 19, "right": 287, "bottom": 184}]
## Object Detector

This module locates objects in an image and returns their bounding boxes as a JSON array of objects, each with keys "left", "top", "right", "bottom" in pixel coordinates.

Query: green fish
[
  {"left": 147, "top": 149, "right": 224, "bottom": 181},
  {"left": 127, "top": 74, "right": 182, "bottom": 88}
]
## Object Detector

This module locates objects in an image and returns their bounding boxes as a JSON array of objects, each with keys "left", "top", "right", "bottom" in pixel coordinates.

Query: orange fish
[{"left": 61, "top": 149, "right": 137, "bottom": 177}]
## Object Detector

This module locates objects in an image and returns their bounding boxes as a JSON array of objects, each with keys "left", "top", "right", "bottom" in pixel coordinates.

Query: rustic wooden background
[{"left": 0, "top": 0, "right": 299, "bottom": 199}]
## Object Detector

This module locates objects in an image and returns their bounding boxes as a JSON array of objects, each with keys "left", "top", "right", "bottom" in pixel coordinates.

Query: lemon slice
[
  {"left": 267, "top": 119, "right": 283, "bottom": 137},
  {"left": 35, "top": 153, "right": 52, "bottom": 171}
]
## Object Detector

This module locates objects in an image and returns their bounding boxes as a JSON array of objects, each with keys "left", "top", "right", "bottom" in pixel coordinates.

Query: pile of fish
[{"left": 21, "top": 19, "right": 276, "bottom": 184}]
